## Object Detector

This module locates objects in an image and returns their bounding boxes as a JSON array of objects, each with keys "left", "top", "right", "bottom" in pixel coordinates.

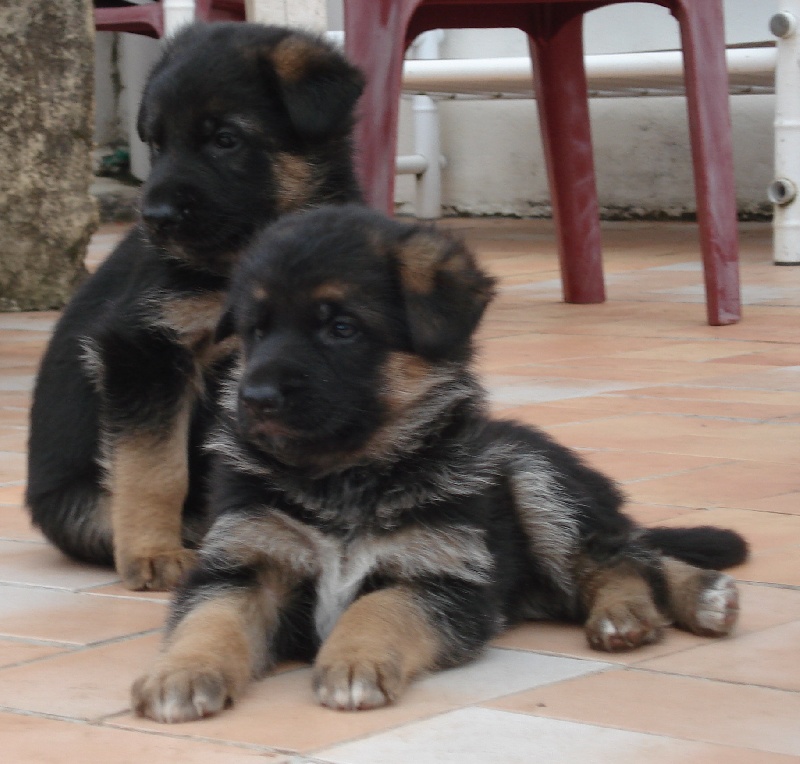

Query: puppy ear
[
  {"left": 214, "top": 307, "right": 236, "bottom": 344},
  {"left": 395, "top": 230, "right": 496, "bottom": 361},
  {"left": 268, "top": 33, "right": 365, "bottom": 139}
]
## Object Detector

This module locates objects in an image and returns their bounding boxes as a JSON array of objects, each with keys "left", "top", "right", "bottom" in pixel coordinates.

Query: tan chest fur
[{"left": 158, "top": 292, "right": 239, "bottom": 369}]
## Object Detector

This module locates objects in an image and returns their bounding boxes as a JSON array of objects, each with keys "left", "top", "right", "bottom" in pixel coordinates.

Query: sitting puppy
[
  {"left": 26, "top": 23, "right": 364, "bottom": 590},
  {"left": 132, "top": 205, "right": 747, "bottom": 721}
]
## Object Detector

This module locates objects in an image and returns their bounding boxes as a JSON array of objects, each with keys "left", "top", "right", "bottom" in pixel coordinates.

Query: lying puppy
[
  {"left": 26, "top": 23, "right": 364, "bottom": 590},
  {"left": 133, "top": 204, "right": 747, "bottom": 721}
]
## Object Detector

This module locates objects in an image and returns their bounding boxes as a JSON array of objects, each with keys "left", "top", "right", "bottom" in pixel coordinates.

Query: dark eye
[
  {"left": 328, "top": 316, "right": 360, "bottom": 341},
  {"left": 149, "top": 141, "right": 161, "bottom": 156},
  {"left": 213, "top": 130, "right": 239, "bottom": 150}
]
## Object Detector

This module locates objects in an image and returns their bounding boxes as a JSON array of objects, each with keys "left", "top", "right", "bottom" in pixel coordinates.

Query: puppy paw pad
[
  {"left": 693, "top": 574, "right": 739, "bottom": 636},
  {"left": 121, "top": 549, "right": 198, "bottom": 591},
  {"left": 132, "top": 668, "right": 229, "bottom": 723},
  {"left": 585, "top": 604, "right": 667, "bottom": 652},
  {"left": 313, "top": 660, "right": 399, "bottom": 711}
]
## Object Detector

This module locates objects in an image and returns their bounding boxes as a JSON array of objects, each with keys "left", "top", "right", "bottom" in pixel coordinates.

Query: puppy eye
[
  {"left": 149, "top": 141, "right": 162, "bottom": 156},
  {"left": 328, "top": 316, "right": 360, "bottom": 341},
  {"left": 213, "top": 130, "right": 239, "bottom": 150}
]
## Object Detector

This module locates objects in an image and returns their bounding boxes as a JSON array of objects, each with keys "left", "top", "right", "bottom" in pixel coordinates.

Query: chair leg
[
  {"left": 673, "top": 0, "right": 741, "bottom": 325},
  {"left": 344, "top": 1, "right": 418, "bottom": 213},
  {"left": 528, "top": 11, "right": 605, "bottom": 304}
]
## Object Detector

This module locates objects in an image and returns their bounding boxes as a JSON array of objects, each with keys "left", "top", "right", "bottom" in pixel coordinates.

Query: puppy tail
[
  {"left": 641, "top": 526, "right": 749, "bottom": 570},
  {"left": 27, "top": 477, "right": 115, "bottom": 567}
]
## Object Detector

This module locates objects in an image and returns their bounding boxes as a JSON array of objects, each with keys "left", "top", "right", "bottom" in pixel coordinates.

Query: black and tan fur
[
  {"left": 26, "top": 23, "right": 364, "bottom": 590},
  {"left": 132, "top": 205, "right": 747, "bottom": 721}
]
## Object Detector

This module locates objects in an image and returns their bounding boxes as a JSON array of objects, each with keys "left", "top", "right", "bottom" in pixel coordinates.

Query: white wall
[
  {"left": 94, "top": 0, "right": 777, "bottom": 218},
  {"left": 392, "top": 0, "right": 777, "bottom": 217}
]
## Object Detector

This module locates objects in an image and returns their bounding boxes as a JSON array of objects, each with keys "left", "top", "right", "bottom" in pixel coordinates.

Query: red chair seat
[{"left": 94, "top": 0, "right": 246, "bottom": 39}]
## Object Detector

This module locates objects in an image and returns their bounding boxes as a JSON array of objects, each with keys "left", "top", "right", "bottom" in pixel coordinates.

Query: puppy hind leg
[
  {"left": 579, "top": 556, "right": 671, "bottom": 652},
  {"left": 132, "top": 583, "right": 279, "bottom": 723},
  {"left": 28, "top": 480, "right": 114, "bottom": 566},
  {"left": 661, "top": 557, "right": 739, "bottom": 637}
]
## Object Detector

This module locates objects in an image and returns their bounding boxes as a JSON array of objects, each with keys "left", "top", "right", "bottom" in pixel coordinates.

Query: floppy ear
[
  {"left": 395, "top": 229, "right": 496, "bottom": 361},
  {"left": 268, "top": 33, "right": 365, "bottom": 139}
]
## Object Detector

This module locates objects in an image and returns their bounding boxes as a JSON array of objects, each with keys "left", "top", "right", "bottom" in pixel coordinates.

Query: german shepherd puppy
[
  {"left": 26, "top": 23, "right": 364, "bottom": 590},
  {"left": 132, "top": 205, "right": 747, "bottom": 721}
]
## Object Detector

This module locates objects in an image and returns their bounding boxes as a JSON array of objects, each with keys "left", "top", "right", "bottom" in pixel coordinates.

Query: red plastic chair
[
  {"left": 343, "top": 0, "right": 741, "bottom": 325},
  {"left": 94, "top": 0, "right": 246, "bottom": 39}
]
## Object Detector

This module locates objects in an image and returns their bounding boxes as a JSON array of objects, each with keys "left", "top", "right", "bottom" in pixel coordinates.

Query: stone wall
[{"left": 0, "top": 1, "right": 97, "bottom": 311}]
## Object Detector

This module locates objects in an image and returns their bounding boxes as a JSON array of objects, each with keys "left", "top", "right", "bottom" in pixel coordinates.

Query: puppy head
[
  {"left": 136, "top": 23, "right": 364, "bottom": 274},
  {"left": 217, "top": 204, "right": 495, "bottom": 471}
]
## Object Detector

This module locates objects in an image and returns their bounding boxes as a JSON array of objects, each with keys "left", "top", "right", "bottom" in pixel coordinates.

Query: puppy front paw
[
  {"left": 119, "top": 548, "right": 198, "bottom": 591},
  {"left": 132, "top": 664, "right": 232, "bottom": 723},
  {"left": 313, "top": 656, "right": 405, "bottom": 711}
]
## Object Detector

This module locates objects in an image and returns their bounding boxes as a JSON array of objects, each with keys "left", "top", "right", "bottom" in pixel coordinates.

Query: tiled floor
[{"left": 1, "top": 218, "right": 799, "bottom": 763}]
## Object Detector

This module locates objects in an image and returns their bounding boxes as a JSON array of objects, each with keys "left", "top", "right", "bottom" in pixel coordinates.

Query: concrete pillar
[
  {"left": 246, "top": 0, "right": 329, "bottom": 31},
  {"left": 0, "top": 0, "right": 97, "bottom": 310}
]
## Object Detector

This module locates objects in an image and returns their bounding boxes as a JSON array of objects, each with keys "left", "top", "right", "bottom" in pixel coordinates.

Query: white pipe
[
  {"left": 408, "top": 31, "right": 445, "bottom": 219},
  {"left": 411, "top": 95, "right": 442, "bottom": 218},
  {"left": 163, "top": 0, "right": 195, "bottom": 36},
  {"left": 772, "top": 2, "right": 800, "bottom": 264},
  {"left": 396, "top": 155, "right": 428, "bottom": 175},
  {"left": 401, "top": 47, "right": 775, "bottom": 96},
  {"left": 328, "top": 32, "right": 774, "bottom": 95}
]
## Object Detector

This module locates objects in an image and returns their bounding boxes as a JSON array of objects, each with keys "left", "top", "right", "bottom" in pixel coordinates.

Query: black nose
[
  {"left": 240, "top": 382, "right": 284, "bottom": 415},
  {"left": 141, "top": 201, "right": 184, "bottom": 236}
]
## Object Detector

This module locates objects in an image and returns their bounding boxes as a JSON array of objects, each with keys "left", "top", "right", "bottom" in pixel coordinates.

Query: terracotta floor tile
[
  {"left": 564, "top": 394, "right": 800, "bottom": 421},
  {"left": 615, "top": 340, "right": 777, "bottom": 362},
  {"left": 0, "top": 584, "right": 165, "bottom": 645},
  {"left": 0, "top": 501, "right": 42, "bottom": 542},
  {"left": 0, "top": 638, "right": 66, "bottom": 668},
  {"left": 747, "top": 491, "right": 800, "bottom": 515},
  {"left": 622, "top": 502, "right": 696, "bottom": 525},
  {"left": 617, "top": 385, "right": 800, "bottom": 408},
  {"left": 629, "top": 461, "right": 800, "bottom": 509},
  {"left": 0, "top": 540, "right": 120, "bottom": 590},
  {"left": 0, "top": 452, "right": 26, "bottom": 482},
  {"left": 0, "top": 633, "right": 161, "bottom": 719},
  {"left": 83, "top": 582, "right": 171, "bottom": 603},
  {"left": 549, "top": 414, "right": 800, "bottom": 464},
  {"left": 0, "top": 713, "right": 285, "bottom": 763},
  {"left": 504, "top": 391, "right": 799, "bottom": 425},
  {"left": 715, "top": 347, "right": 800, "bottom": 366},
  {"left": 0, "top": 408, "right": 29, "bottom": 426},
  {"left": 0, "top": 394, "right": 32, "bottom": 413},
  {"left": 485, "top": 375, "right": 643, "bottom": 406},
  {"left": 314, "top": 707, "right": 796, "bottom": 764},
  {"left": 579, "top": 450, "right": 724, "bottom": 483},
  {"left": 733, "top": 546, "right": 800, "bottom": 586},
  {"left": 638, "top": 620, "right": 800, "bottom": 691},
  {"left": 486, "top": 669, "right": 800, "bottom": 757},
  {"left": 0, "top": 426, "right": 27, "bottom": 452},
  {"left": 477, "top": 334, "right": 664, "bottom": 367},
  {"left": 496, "top": 402, "right": 619, "bottom": 426}
]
